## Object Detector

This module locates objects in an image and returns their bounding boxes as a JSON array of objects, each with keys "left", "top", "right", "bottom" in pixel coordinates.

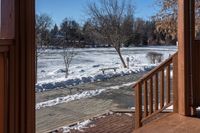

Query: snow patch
[
  {"left": 62, "top": 120, "right": 92, "bottom": 133},
  {"left": 36, "top": 89, "right": 105, "bottom": 110},
  {"left": 109, "top": 82, "right": 135, "bottom": 90},
  {"left": 130, "top": 104, "right": 173, "bottom": 112},
  {"left": 36, "top": 82, "right": 135, "bottom": 109},
  {"left": 125, "top": 113, "right": 133, "bottom": 117}
]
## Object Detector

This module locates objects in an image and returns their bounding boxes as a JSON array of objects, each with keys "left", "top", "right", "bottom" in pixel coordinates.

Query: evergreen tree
[
  {"left": 35, "top": 14, "right": 53, "bottom": 48},
  {"left": 50, "top": 24, "right": 60, "bottom": 47}
]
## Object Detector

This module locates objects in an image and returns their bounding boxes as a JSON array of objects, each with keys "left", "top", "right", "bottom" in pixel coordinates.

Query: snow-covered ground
[
  {"left": 36, "top": 46, "right": 177, "bottom": 92},
  {"left": 36, "top": 89, "right": 106, "bottom": 109},
  {"left": 36, "top": 82, "right": 135, "bottom": 109}
]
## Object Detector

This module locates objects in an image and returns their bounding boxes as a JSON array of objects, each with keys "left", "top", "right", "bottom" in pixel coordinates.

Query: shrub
[{"left": 146, "top": 52, "right": 163, "bottom": 64}]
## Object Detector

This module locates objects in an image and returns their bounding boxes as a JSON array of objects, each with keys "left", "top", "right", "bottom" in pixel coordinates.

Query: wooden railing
[{"left": 134, "top": 52, "right": 178, "bottom": 129}]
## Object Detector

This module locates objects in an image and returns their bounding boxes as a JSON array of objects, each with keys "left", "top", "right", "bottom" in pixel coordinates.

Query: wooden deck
[
  {"left": 134, "top": 113, "right": 200, "bottom": 133},
  {"left": 51, "top": 113, "right": 135, "bottom": 133},
  {"left": 50, "top": 112, "right": 171, "bottom": 133}
]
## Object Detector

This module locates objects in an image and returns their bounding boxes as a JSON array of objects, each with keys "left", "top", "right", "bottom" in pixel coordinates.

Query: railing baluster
[
  {"left": 144, "top": 81, "right": 148, "bottom": 117},
  {"left": 135, "top": 83, "right": 142, "bottom": 128},
  {"left": 160, "top": 69, "right": 164, "bottom": 109},
  {"left": 149, "top": 78, "right": 153, "bottom": 114},
  {"left": 173, "top": 54, "right": 178, "bottom": 113},
  {"left": 134, "top": 52, "right": 178, "bottom": 128},
  {"left": 155, "top": 73, "right": 159, "bottom": 111},
  {"left": 166, "top": 65, "right": 171, "bottom": 104}
]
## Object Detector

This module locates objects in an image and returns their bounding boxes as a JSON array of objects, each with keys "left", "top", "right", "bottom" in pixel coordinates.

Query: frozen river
[{"left": 36, "top": 46, "right": 177, "bottom": 92}]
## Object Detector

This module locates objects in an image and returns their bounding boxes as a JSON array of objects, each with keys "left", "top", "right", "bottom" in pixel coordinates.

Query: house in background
[{"left": 0, "top": 0, "right": 200, "bottom": 133}]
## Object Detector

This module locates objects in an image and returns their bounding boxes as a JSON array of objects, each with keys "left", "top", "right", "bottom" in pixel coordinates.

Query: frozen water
[{"left": 36, "top": 46, "right": 177, "bottom": 92}]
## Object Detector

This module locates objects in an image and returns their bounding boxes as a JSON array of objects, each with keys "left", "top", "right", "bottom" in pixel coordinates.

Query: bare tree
[
  {"left": 59, "top": 19, "right": 80, "bottom": 78},
  {"left": 35, "top": 14, "right": 53, "bottom": 48},
  {"left": 87, "top": 0, "right": 135, "bottom": 68},
  {"left": 35, "top": 14, "right": 52, "bottom": 83},
  {"left": 61, "top": 40, "right": 77, "bottom": 78},
  {"left": 153, "top": 0, "right": 177, "bottom": 43},
  {"left": 154, "top": 0, "right": 200, "bottom": 41}
]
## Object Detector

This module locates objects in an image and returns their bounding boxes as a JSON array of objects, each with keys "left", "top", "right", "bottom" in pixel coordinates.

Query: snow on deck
[{"left": 62, "top": 120, "right": 92, "bottom": 133}]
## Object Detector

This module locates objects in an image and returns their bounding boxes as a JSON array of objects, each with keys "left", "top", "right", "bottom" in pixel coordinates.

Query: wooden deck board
[
  {"left": 52, "top": 113, "right": 135, "bottom": 133},
  {"left": 73, "top": 113, "right": 134, "bottom": 133},
  {"left": 134, "top": 113, "right": 200, "bottom": 133},
  {"left": 51, "top": 112, "right": 170, "bottom": 133}
]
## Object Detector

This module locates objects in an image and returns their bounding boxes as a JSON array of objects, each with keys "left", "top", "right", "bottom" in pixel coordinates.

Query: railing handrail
[
  {"left": 133, "top": 51, "right": 178, "bottom": 88},
  {"left": 134, "top": 51, "right": 178, "bottom": 129}
]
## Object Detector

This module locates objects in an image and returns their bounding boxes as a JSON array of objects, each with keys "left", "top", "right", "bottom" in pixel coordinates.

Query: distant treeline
[
  {"left": 38, "top": 0, "right": 199, "bottom": 48},
  {"left": 36, "top": 0, "right": 200, "bottom": 47},
  {"left": 36, "top": 14, "right": 177, "bottom": 48}
]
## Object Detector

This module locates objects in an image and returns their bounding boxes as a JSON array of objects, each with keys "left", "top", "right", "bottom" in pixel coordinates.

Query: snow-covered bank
[
  {"left": 36, "top": 46, "right": 177, "bottom": 92},
  {"left": 36, "top": 89, "right": 105, "bottom": 110},
  {"left": 36, "top": 65, "right": 154, "bottom": 92},
  {"left": 36, "top": 82, "right": 135, "bottom": 110}
]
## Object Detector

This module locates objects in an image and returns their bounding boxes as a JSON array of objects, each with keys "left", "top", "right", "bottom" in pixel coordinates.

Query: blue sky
[{"left": 36, "top": 0, "right": 158, "bottom": 25}]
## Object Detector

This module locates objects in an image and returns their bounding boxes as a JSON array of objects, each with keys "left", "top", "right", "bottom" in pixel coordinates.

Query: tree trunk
[
  {"left": 115, "top": 48, "right": 127, "bottom": 68},
  {"left": 65, "top": 67, "right": 69, "bottom": 78}
]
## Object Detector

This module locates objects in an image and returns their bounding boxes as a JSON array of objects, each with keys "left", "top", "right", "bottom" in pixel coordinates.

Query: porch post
[{"left": 177, "top": 0, "right": 193, "bottom": 115}]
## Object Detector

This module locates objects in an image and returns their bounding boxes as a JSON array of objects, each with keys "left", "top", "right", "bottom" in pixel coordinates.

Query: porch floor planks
[
  {"left": 134, "top": 113, "right": 200, "bottom": 133},
  {"left": 69, "top": 113, "right": 134, "bottom": 133}
]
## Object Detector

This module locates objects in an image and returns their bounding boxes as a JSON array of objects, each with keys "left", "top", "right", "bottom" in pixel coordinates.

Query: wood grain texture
[
  {"left": 134, "top": 113, "right": 200, "bottom": 133},
  {"left": 0, "top": 53, "right": 5, "bottom": 133},
  {"left": 149, "top": 78, "right": 153, "bottom": 114},
  {"left": 177, "top": 0, "right": 192, "bottom": 116},
  {"left": 154, "top": 73, "right": 158, "bottom": 111},
  {"left": 192, "top": 41, "right": 200, "bottom": 106},
  {"left": 160, "top": 69, "right": 164, "bottom": 109},
  {"left": 0, "top": 0, "right": 35, "bottom": 132},
  {"left": 0, "top": 0, "right": 15, "bottom": 39},
  {"left": 173, "top": 54, "right": 178, "bottom": 113},
  {"left": 135, "top": 83, "right": 142, "bottom": 128},
  {"left": 15, "top": 0, "right": 36, "bottom": 132},
  {"left": 144, "top": 81, "right": 148, "bottom": 117},
  {"left": 166, "top": 65, "right": 170, "bottom": 104}
]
